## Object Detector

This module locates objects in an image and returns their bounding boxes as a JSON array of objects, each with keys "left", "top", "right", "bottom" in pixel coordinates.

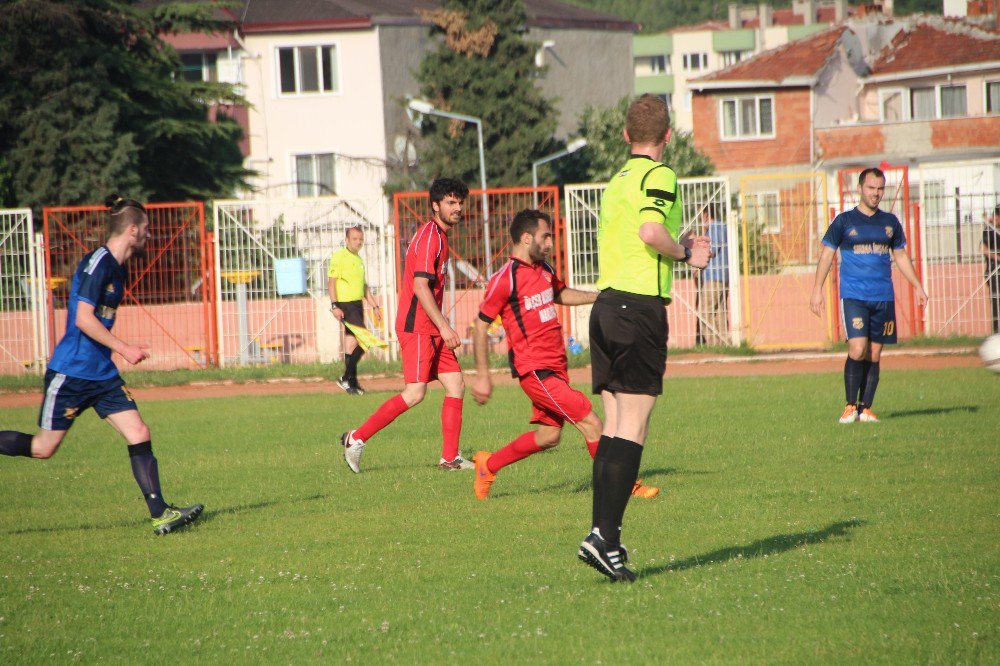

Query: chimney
[
  {"left": 883, "top": 0, "right": 894, "bottom": 16},
  {"left": 803, "top": 0, "right": 816, "bottom": 24},
  {"left": 729, "top": 2, "right": 741, "bottom": 29},
  {"left": 835, "top": 0, "right": 848, "bottom": 21},
  {"left": 759, "top": 2, "right": 773, "bottom": 27}
]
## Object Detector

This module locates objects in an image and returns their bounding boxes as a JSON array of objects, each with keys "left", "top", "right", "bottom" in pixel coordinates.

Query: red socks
[
  {"left": 355, "top": 394, "right": 409, "bottom": 442},
  {"left": 488, "top": 431, "right": 543, "bottom": 474},
  {"left": 586, "top": 439, "right": 599, "bottom": 458},
  {"left": 441, "top": 396, "right": 463, "bottom": 461}
]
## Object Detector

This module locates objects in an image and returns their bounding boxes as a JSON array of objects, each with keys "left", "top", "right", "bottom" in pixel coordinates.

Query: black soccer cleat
[
  {"left": 151, "top": 503, "right": 204, "bottom": 535},
  {"left": 577, "top": 531, "right": 637, "bottom": 582}
]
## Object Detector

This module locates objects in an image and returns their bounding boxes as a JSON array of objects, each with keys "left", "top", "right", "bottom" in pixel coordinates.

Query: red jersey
[
  {"left": 396, "top": 221, "right": 450, "bottom": 336},
  {"left": 479, "top": 257, "right": 567, "bottom": 377}
]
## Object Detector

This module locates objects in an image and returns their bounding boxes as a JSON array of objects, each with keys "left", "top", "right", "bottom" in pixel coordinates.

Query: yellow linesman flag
[{"left": 344, "top": 321, "right": 388, "bottom": 352}]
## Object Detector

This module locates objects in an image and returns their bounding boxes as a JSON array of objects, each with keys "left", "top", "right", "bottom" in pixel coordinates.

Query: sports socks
[
  {"left": 585, "top": 439, "right": 599, "bottom": 458},
  {"left": 0, "top": 431, "right": 33, "bottom": 457},
  {"left": 860, "top": 361, "right": 881, "bottom": 409},
  {"left": 441, "top": 396, "right": 463, "bottom": 461},
  {"left": 844, "top": 357, "right": 865, "bottom": 405},
  {"left": 487, "top": 431, "right": 542, "bottom": 473},
  {"left": 128, "top": 441, "right": 168, "bottom": 518},
  {"left": 593, "top": 436, "right": 643, "bottom": 546},
  {"left": 355, "top": 394, "right": 409, "bottom": 442},
  {"left": 344, "top": 347, "right": 365, "bottom": 384}
]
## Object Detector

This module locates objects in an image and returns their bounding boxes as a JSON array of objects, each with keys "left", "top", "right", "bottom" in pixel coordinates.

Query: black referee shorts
[
  {"left": 338, "top": 300, "right": 365, "bottom": 336},
  {"left": 590, "top": 289, "right": 668, "bottom": 396}
]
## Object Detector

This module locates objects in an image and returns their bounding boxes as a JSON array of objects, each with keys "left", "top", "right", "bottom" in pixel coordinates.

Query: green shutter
[
  {"left": 635, "top": 74, "right": 674, "bottom": 96},
  {"left": 712, "top": 29, "right": 755, "bottom": 52},
  {"left": 634, "top": 34, "right": 672, "bottom": 57},
  {"left": 787, "top": 24, "right": 828, "bottom": 41}
]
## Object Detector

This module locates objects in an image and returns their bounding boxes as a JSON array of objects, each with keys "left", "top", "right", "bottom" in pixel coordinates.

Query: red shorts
[
  {"left": 519, "top": 370, "right": 594, "bottom": 427},
  {"left": 399, "top": 332, "right": 461, "bottom": 384}
]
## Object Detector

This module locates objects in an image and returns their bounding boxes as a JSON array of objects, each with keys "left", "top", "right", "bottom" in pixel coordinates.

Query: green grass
[{"left": 1, "top": 367, "right": 997, "bottom": 662}]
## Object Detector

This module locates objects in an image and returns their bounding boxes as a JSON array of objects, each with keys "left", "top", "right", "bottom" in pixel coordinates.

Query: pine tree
[
  {"left": 411, "top": 0, "right": 558, "bottom": 188},
  {"left": 0, "top": 0, "right": 250, "bottom": 211}
]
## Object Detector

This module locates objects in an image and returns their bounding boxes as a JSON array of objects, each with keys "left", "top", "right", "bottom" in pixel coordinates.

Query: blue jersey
[
  {"left": 822, "top": 208, "right": 905, "bottom": 302},
  {"left": 703, "top": 219, "right": 729, "bottom": 283},
  {"left": 48, "top": 246, "right": 126, "bottom": 380}
]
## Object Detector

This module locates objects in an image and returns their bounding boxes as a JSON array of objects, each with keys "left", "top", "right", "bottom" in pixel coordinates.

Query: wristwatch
[
  {"left": 680, "top": 247, "right": 692, "bottom": 263},
  {"left": 330, "top": 301, "right": 341, "bottom": 310}
]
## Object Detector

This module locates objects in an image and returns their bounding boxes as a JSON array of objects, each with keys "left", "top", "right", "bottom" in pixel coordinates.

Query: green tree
[
  {"left": 411, "top": 0, "right": 558, "bottom": 188},
  {"left": 553, "top": 97, "right": 713, "bottom": 184},
  {"left": 0, "top": 0, "right": 250, "bottom": 212}
]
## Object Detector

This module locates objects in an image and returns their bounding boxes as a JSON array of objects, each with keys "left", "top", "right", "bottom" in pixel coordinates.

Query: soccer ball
[{"left": 979, "top": 334, "right": 1000, "bottom": 373}]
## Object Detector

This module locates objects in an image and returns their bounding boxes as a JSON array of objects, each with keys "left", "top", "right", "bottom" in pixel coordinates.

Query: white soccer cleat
[
  {"left": 341, "top": 430, "right": 365, "bottom": 473},
  {"left": 438, "top": 455, "right": 474, "bottom": 470},
  {"left": 839, "top": 404, "right": 859, "bottom": 424}
]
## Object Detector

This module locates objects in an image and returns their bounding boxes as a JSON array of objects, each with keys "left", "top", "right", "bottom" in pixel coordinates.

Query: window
[
  {"left": 940, "top": 85, "right": 967, "bottom": 118},
  {"left": 921, "top": 180, "right": 946, "bottom": 224},
  {"left": 720, "top": 50, "right": 751, "bottom": 67},
  {"left": 278, "top": 45, "right": 339, "bottom": 95},
  {"left": 879, "top": 89, "right": 904, "bottom": 122},
  {"left": 661, "top": 93, "right": 673, "bottom": 110},
  {"left": 634, "top": 55, "right": 670, "bottom": 76},
  {"left": 682, "top": 53, "right": 708, "bottom": 71},
  {"left": 988, "top": 81, "right": 1000, "bottom": 114},
  {"left": 719, "top": 95, "right": 774, "bottom": 139},
  {"left": 747, "top": 192, "right": 781, "bottom": 234},
  {"left": 294, "top": 153, "right": 336, "bottom": 197},
  {"left": 179, "top": 53, "right": 217, "bottom": 83},
  {"left": 910, "top": 87, "right": 935, "bottom": 120}
]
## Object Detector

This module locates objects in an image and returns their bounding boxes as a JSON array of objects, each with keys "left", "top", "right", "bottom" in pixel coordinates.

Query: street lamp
[
  {"left": 532, "top": 138, "right": 588, "bottom": 205},
  {"left": 407, "top": 97, "right": 491, "bottom": 273}
]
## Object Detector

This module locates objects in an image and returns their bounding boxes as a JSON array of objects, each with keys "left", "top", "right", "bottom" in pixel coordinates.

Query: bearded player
[{"left": 470, "top": 209, "right": 659, "bottom": 500}]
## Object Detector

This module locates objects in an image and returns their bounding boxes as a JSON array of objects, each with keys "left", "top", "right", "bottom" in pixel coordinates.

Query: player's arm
[
  {"left": 554, "top": 288, "right": 597, "bottom": 306},
  {"left": 74, "top": 302, "right": 149, "bottom": 365},
  {"left": 636, "top": 170, "right": 710, "bottom": 268},
  {"left": 809, "top": 245, "right": 837, "bottom": 317},
  {"left": 327, "top": 277, "right": 345, "bottom": 321},
  {"left": 363, "top": 284, "right": 380, "bottom": 311},
  {"left": 412, "top": 276, "right": 460, "bottom": 349},
  {"left": 892, "top": 248, "right": 928, "bottom": 306},
  {"left": 470, "top": 318, "right": 493, "bottom": 405}
]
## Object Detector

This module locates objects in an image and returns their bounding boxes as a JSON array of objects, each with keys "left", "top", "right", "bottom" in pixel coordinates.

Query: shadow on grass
[
  {"left": 638, "top": 518, "right": 865, "bottom": 579},
  {"left": 491, "top": 467, "right": 709, "bottom": 499},
  {"left": 884, "top": 406, "right": 978, "bottom": 418},
  {"left": 4, "top": 493, "right": 326, "bottom": 535}
]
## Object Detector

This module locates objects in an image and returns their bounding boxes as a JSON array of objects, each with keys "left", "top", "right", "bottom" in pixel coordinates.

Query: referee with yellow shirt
[
  {"left": 328, "top": 226, "right": 380, "bottom": 395},
  {"left": 577, "top": 94, "right": 712, "bottom": 582}
]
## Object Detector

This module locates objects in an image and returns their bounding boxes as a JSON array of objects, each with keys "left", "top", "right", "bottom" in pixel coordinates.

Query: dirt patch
[{"left": 0, "top": 349, "right": 980, "bottom": 409}]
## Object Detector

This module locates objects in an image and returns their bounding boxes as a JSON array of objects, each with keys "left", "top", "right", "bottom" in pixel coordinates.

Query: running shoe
[
  {"left": 839, "top": 404, "right": 859, "bottom": 424},
  {"left": 151, "top": 503, "right": 204, "bottom": 535},
  {"left": 473, "top": 451, "right": 497, "bottom": 499},
  {"left": 341, "top": 430, "right": 365, "bottom": 473}
]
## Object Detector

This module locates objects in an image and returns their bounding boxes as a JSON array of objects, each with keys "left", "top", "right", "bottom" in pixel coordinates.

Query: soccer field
[{"left": 1, "top": 367, "right": 997, "bottom": 663}]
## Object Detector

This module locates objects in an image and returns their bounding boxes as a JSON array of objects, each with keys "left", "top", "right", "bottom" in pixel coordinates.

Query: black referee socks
[{"left": 594, "top": 436, "right": 644, "bottom": 547}]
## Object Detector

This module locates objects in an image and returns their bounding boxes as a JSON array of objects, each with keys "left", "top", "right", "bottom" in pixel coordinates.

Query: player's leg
[
  {"left": 341, "top": 333, "right": 431, "bottom": 473},
  {"left": 100, "top": 384, "right": 203, "bottom": 534},
  {"left": 340, "top": 301, "right": 366, "bottom": 393},
  {"left": 0, "top": 428, "right": 67, "bottom": 459},
  {"left": 2, "top": 369, "right": 86, "bottom": 459},
  {"left": 840, "top": 299, "right": 870, "bottom": 423},
  {"left": 437, "top": 368, "right": 467, "bottom": 469},
  {"left": 338, "top": 331, "right": 360, "bottom": 392},
  {"left": 858, "top": 301, "right": 894, "bottom": 422}
]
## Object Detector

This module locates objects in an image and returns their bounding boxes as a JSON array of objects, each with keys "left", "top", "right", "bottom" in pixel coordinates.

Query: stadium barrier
[
  {"left": 42, "top": 202, "right": 214, "bottom": 371},
  {"left": 392, "top": 186, "right": 563, "bottom": 350},
  {"left": 213, "top": 196, "right": 394, "bottom": 367},
  {"left": 0, "top": 209, "right": 47, "bottom": 375}
]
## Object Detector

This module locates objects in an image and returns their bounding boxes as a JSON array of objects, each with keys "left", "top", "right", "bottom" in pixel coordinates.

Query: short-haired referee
[{"left": 577, "top": 94, "right": 712, "bottom": 582}]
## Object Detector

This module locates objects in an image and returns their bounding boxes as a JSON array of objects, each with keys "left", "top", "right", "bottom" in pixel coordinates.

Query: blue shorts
[
  {"left": 841, "top": 298, "right": 897, "bottom": 344},
  {"left": 38, "top": 369, "right": 138, "bottom": 431}
]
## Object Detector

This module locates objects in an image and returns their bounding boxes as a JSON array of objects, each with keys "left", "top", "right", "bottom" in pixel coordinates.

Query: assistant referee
[
  {"left": 328, "top": 226, "right": 380, "bottom": 394},
  {"left": 577, "top": 94, "right": 712, "bottom": 583}
]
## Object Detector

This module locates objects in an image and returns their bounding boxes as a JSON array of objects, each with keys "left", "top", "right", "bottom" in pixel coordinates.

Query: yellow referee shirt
[
  {"left": 327, "top": 248, "right": 365, "bottom": 302},
  {"left": 596, "top": 155, "right": 683, "bottom": 300}
]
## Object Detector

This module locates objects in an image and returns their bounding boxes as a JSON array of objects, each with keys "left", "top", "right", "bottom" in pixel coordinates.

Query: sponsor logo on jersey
[
  {"left": 852, "top": 317, "right": 865, "bottom": 330},
  {"left": 848, "top": 228, "right": 859, "bottom": 237},
  {"left": 105, "top": 283, "right": 115, "bottom": 293},
  {"left": 885, "top": 226, "right": 893, "bottom": 238}
]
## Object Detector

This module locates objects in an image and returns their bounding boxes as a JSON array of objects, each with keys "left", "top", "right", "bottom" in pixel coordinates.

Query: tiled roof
[
  {"left": 692, "top": 26, "right": 847, "bottom": 85},
  {"left": 145, "top": 0, "right": 637, "bottom": 32},
  {"left": 871, "top": 19, "right": 1000, "bottom": 74}
]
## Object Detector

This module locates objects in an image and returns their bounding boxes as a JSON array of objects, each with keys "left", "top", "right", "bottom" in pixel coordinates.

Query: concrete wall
[
  {"left": 529, "top": 27, "right": 635, "bottom": 138},
  {"left": 240, "top": 29, "right": 389, "bottom": 201}
]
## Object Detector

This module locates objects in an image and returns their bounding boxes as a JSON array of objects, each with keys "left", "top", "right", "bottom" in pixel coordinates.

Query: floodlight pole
[
  {"left": 532, "top": 138, "right": 588, "bottom": 207},
  {"left": 407, "top": 98, "right": 491, "bottom": 275}
]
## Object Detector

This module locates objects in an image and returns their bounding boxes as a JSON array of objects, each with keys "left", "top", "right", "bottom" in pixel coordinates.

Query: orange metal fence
[{"left": 42, "top": 202, "right": 216, "bottom": 371}]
